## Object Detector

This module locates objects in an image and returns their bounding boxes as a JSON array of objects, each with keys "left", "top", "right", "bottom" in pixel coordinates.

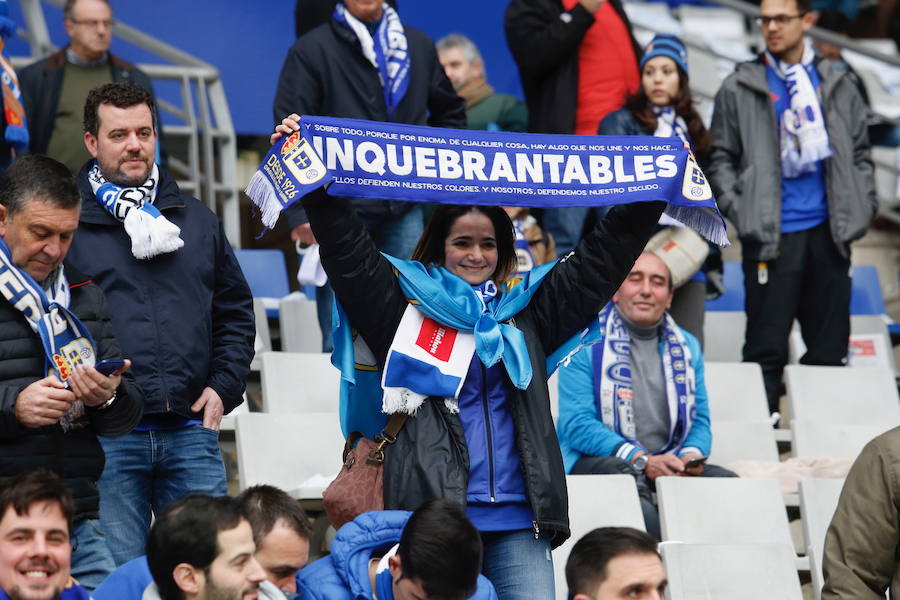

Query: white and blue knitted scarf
[
  {"left": 88, "top": 162, "right": 183, "bottom": 260},
  {"left": 333, "top": 2, "right": 410, "bottom": 116}
]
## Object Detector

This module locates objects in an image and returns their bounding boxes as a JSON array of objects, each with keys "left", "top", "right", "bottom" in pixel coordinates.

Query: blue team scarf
[
  {"left": 247, "top": 116, "right": 728, "bottom": 247},
  {"left": 375, "top": 569, "right": 394, "bottom": 600},
  {"left": 0, "top": 1, "right": 28, "bottom": 151},
  {"left": 512, "top": 218, "right": 536, "bottom": 275},
  {"left": 591, "top": 305, "right": 695, "bottom": 459},
  {"left": 333, "top": 3, "right": 410, "bottom": 117}
]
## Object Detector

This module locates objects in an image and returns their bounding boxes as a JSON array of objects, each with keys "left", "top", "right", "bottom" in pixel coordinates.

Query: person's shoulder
[
  {"left": 18, "top": 49, "right": 62, "bottom": 77},
  {"left": 296, "top": 555, "right": 351, "bottom": 600},
  {"left": 291, "top": 20, "right": 341, "bottom": 53},
  {"left": 402, "top": 25, "right": 437, "bottom": 49}
]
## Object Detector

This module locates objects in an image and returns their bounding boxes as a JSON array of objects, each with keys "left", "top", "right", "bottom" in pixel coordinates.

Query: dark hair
[
  {"left": 794, "top": 0, "right": 812, "bottom": 15},
  {"left": 815, "top": 9, "right": 849, "bottom": 33},
  {"left": 83, "top": 82, "right": 155, "bottom": 136},
  {"left": 237, "top": 484, "right": 311, "bottom": 546},
  {"left": 565, "top": 527, "right": 660, "bottom": 600},
  {"left": 626, "top": 65, "right": 711, "bottom": 161},
  {"left": 0, "top": 470, "right": 74, "bottom": 537},
  {"left": 64, "top": 0, "right": 111, "bottom": 19},
  {"left": 146, "top": 495, "right": 244, "bottom": 600},
  {"left": 397, "top": 499, "right": 482, "bottom": 600},
  {"left": 0, "top": 155, "right": 80, "bottom": 218},
  {"left": 411, "top": 205, "right": 517, "bottom": 285}
]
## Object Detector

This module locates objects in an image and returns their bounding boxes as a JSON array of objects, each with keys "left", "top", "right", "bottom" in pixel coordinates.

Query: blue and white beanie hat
[{"left": 640, "top": 34, "right": 689, "bottom": 76}]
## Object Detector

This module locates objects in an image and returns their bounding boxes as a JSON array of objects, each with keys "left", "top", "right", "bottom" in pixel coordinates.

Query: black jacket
[
  {"left": 303, "top": 189, "right": 663, "bottom": 548},
  {"left": 505, "top": 0, "right": 641, "bottom": 134},
  {"left": 0, "top": 263, "right": 143, "bottom": 521},
  {"left": 66, "top": 165, "right": 255, "bottom": 417},
  {"left": 273, "top": 18, "right": 466, "bottom": 227},
  {"left": 17, "top": 48, "right": 163, "bottom": 160}
]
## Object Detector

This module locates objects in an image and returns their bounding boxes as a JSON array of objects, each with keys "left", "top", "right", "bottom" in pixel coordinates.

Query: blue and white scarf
[
  {"left": 88, "top": 162, "right": 184, "bottom": 259},
  {"left": 0, "top": 238, "right": 97, "bottom": 431},
  {"left": 333, "top": 2, "right": 410, "bottom": 116},
  {"left": 765, "top": 39, "right": 832, "bottom": 178},
  {"left": 512, "top": 217, "right": 536, "bottom": 275},
  {"left": 652, "top": 106, "right": 690, "bottom": 148},
  {"left": 591, "top": 304, "right": 695, "bottom": 459}
]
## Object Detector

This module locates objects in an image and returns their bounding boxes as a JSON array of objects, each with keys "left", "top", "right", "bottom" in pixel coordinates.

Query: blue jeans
[
  {"left": 542, "top": 206, "right": 610, "bottom": 256},
  {"left": 481, "top": 530, "right": 554, "bottom": 600},
  {"left": 315, "top": 205, "right": 423, "bottom": 350},
  {"left": 97, "top": 425, "right": 228, "bottom": 565},
  {"left": 71, "top": 518, "right": 116, "bottom": 592}
]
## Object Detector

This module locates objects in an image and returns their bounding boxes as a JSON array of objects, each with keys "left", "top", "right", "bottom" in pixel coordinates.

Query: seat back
[
  {"left": 785, "top": 365, "right": 900, "bottom": 425},
  {"left": 658, "top": 477, "right": 793, "bottom": 546},
  {"left": 790, "top": 420, "right": 890, "bottom": 458},
  {"left": 709, "top": 421, "right": 779, "bottom": 464},
  {"left": 261, "top": 351, "right": 341, "bottom": 414},
  {"left": 553, "top": 475, "right": 645, "bottom": 600},
  {"left": 704, "top": 261, "right": 744, "bottom": 311},
  {"left": 279, "top": 294, "right": 323, "bottom": 353},
  {"left": 234, "top": 249, "right": 291, "bottom": 299},
  {"left": 702, "top": 311, "right": 746, "bottom": 363},
  {"left": 799, "top": 478, "right": 846, "bottom": 600},
  {"left": 661, "top": 543, "right": 804, "bottom": 600},
  {"left": 704, "top": 362, "right": 769, "bottom": 423},
  {"left": 850, "top": 265, "right": 886, "bottom": 315}
]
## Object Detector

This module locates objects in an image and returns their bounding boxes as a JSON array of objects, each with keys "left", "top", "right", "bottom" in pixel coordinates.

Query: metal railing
[{"left": 15, "top": 0, "right": 241, "bottom": 245}]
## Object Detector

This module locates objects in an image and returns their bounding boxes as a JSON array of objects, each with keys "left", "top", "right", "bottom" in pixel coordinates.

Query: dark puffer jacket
[
  {"left": 0, "top": 263, "right": 144, "bottom": 520},
  {"left": 304, "top": 189, "right": 663, "bottom": 548}
]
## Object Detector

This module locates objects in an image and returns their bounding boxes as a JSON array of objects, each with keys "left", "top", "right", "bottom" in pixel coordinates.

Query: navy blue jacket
[
  {"left": 297, "top": 511, "right": 498, "bottom": 600},
  {"left": 66, "top": 165, "right": 255, "bottom": 417},
  {"left": 598, "top": 107, "right": 647, "bottom": 136}
]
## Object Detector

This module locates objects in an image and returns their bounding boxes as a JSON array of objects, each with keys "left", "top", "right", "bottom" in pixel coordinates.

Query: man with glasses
[
  {"left": 708, "top": 0, "right": 875, "bottom": 415},
  {"left": 17, "top": 0, "right": 160, "bottom": 174}
]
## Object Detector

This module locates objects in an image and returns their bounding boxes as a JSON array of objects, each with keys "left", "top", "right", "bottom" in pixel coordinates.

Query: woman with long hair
[
  {"left": 272, "top": 115, "right": 665, "bottom": 599},
  {"left": 599, "top": 34, "right": 718, "bottom": 341}
]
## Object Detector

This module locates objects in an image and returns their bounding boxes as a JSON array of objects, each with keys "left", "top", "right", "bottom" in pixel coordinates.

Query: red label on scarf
[{"left": 415, "top": 317, "right": 457, "bottom": 362}]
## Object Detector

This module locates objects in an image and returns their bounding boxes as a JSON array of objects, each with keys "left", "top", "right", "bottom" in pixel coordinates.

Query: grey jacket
[{"left": 707, "top": 54, "right": 876, "bottom": 261}]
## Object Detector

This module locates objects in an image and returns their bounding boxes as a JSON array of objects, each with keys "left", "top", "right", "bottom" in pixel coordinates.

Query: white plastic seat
[
  {"left": 704, "top": 362, "right": 769, "bottom": 423},
  {"left": 709, "top": 420, "right": 779, "bottom": 464},
  {"left": 260, "top": 351, "right": 341, "bottom": 414},
  {"left": 235, "top": 412, "right": 343, "bottom": 499},
  {"left": 790, "top": 420, "right": 890, "bottom": 459},
  {"left": 798, "top": 478, "right": 845, "bottom": 599},
  {"left": 279, "top": 293, "right": 322, "bottom": 353},
  {"left": 553, "top": 475, "right": 645, "bottom": 600},
  {"left": 250, "top": 298, "right": 272, "bottom": 371},
  {"left": 789, "top": 315, "right": 897, "bottom": 373},
  {"left": 702, "top": 311, "right": 745, "bottom": 363},
  {"left": 661, "top": 543, "right": 804, "bottom": 599},
  {"left": 785, "top": 365, "right": 900, "bottom": 425}
]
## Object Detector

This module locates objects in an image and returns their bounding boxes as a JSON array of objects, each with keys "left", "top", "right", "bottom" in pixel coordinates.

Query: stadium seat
[
  {"left": 790, "top": 420, "right": 891, "bottom": 458},
  {"left": 704, "top": 261, "right": 743, "bottom": 311},
  {"left": 553, "top": 475, "right": 645, "bottom": 600},
  {"left": 704, "top": 362, "right": 769, "bottom": 423},
  {"left": 702, "top": 311, "right": 745, "bottom": 362},
  {"left": 850, "top": 265, "right": 887, "bottom": 315},
  {"left": 234, "top": 412, "right": 343, "bottom": 499},
  {"left": 709, "top": 421, "right": 779, "bottom": 464},
  {"left": 657, "top": 477, "right": 795, "bottom": 549},
  {"left": 251, "top": 298, "right": 271, "bottom": 371},
  {"left": 798, "top": 478, "right": 845, "bottom": 600},
  {"left": 234, "top": 249, "right": 291, "bottom": 318},
  {"left": 784, "top": 365, "right": 900, "bottom": 425},
  {"left": 661, "top": 543, "right": 804, "bottom": 599},
  {"left": 261, "top": 351, "right": 341, "bottom": 414},
  {"left": 279, "top": 293, "right": 323, "bottom": 353},
  {"left": 788, "top": 315, "right": 897, "bottom": 372}
]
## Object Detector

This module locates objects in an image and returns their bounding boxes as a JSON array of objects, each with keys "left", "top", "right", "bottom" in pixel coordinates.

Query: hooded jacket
[
  {"left": 66, "top": 164, "right": 255, "bottom": 417},
  {"left": 304, "top": 190, "right": 663, "bottom": 548},
  {"left": 296, "top": 511, "right": 497, "bottom": 599},
  {"left": 707, "top": 54, "right": 876, "bottom": 261}
]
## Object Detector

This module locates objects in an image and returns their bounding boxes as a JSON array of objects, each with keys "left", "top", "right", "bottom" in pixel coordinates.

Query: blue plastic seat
[
  {"left": 234, "top": 249, "right": 291, "bottom": 318},
  {"left": 705, "top": 261, "right": 744, "bottom": 311},
  {"left": 850, "top": 265, "right": 886, "bottom": 315}
]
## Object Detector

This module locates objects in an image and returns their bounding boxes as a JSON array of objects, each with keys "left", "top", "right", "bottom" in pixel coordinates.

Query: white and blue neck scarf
[
  {"left": 512, "top": 218, "right": 536, "bottom": 276},
  {"left": 765, "top": 39, "right": 832, "bottom": 178},
  {"left": 88, "top": 162, "right": 184, "bottom": 260},
  {"left": 333, "top": 2, "right": 410, "bottom": 116},
  {"left": 652, "top": 106, "right": 690, "bottom": 148},
  {"left": 0, "top": 237, "right": 97, "bottom": 431},
  {"left": 591, "top": 304, "right": 695, "bottom": 459}
]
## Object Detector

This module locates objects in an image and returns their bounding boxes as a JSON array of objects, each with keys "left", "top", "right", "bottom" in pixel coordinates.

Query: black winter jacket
[
  {"left": 0, "top": 263, "right": 143, "bottom": 521},
  {"left": 505, "top": 0, "right": 641, "bottom": 134},
  {"left": 273, "top": 18, "right": 466, "bottom": 228},
  {"left": 303, "top": 189, "right": 664, "bottom": 548},
  {"left": 66, "top": 165, "right": 255, "bottom": 417}
]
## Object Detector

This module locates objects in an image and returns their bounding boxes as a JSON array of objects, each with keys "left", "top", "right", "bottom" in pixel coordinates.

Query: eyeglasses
[
  {"left": 754, "top": 13, "right": 805, "bottom": 27},
  {"left": 68, "top": 18, "right": 114, "bottom": 29}
]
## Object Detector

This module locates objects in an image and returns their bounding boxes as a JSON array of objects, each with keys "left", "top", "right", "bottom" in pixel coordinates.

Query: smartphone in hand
[
  {"left": 95, "top": 358, "right": 126, "bottom": 376},
  {"left": 685, "top": 455, "right": 708, "bottom": 469}
]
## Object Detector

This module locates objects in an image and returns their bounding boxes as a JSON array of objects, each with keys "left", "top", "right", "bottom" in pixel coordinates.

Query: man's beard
[
  {"left": 205, "top": 577, "right": 259, "bottom": 600},
  {"left": 7, "top": 586, "right": 62, "bottom": 600},
  {"left": 104, "top": 158, "right": 152, "bottom": 188}
]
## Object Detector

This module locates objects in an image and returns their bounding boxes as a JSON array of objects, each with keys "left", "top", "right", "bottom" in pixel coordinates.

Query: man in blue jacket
[
  {"left": 65, "top": 82, "right": 255, "bottom": 566},
  {"left": 557, "top": 253, "right": 734, "bottom": 539},
  {"left": 297, "top": 500, "right": 498, "bottom": 600}
]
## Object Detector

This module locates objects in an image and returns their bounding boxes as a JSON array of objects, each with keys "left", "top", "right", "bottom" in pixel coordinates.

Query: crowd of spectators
[{"left": 0, "top": 0, "right": 892, "bottom": 597}]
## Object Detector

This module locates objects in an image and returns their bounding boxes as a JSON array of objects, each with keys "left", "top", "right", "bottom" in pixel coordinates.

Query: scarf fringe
[
  {"left": 123, "top": 209, "right": 184, "bottom": 260},
  {"left": 382, "top": 387, "right": 460, "bottom": 416},
  {"left": 663, "top": 205, "right": 730, "bottom": 248},
  {"left": 246, "top": 170, "right": 283, "bottom": 230}
]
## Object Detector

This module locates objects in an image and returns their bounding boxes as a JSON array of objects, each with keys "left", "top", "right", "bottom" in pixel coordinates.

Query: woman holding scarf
[
  {"left": 272, "top": 115, "right": 665, "bottom": 599},
  {"left": 598, "top": 34, "right": 720, "bottom": 342}
]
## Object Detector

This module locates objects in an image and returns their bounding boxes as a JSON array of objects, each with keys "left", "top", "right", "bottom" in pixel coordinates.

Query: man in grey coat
[{"left": 707, "top": 0, "right": 875, "bottom": 412}]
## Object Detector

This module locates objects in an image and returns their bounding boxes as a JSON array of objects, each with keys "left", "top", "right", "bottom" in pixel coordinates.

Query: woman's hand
[{"left": 271, "top": 113, "right": 301, "bottom": 146}]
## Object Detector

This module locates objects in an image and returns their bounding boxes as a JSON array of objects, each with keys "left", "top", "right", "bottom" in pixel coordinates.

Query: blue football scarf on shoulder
[
  {"left": 591, "top": 304, "right": 695, "bottom": 459},
  {"left": 0, "top": 237, "right": 98, "bottom": 431},
  {"left": 0, "top": 0, "right": 27, "bottom": 151},
  {"left": 247, "top": 116, "right": 728, "bottom": 247}
]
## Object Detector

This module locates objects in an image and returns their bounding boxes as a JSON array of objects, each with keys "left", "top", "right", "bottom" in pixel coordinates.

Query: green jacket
[{"left": 822, "top": 426, "right": 900, "bottom": 599}]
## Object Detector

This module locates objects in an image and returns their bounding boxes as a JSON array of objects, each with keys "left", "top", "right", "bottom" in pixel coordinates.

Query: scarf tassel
[
  {"left": 246, "top": 169, "right": 284, "bottom": 230},
  {"left": 123, "top": 207, "right": 184, "bottom": 260}
]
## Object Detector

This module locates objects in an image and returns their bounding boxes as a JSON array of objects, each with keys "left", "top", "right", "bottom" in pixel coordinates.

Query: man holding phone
[
  {"left": 557, "top": 252, "right": 736, "bottom": 539},
  {"left": 0, "top": 154, "right": 144, "bottom": 590}
]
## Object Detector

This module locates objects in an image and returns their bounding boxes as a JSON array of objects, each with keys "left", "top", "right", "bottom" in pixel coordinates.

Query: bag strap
[{"left": 367, "top": 413, "right": 409, "bottom": 465}]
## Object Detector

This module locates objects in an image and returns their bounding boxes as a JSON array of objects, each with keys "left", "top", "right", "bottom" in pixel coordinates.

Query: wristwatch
[
  {"left": 631, "top": 453, "right": 649, "bottom": 474},
  {"left": 96, "top": 391, "right": 117, "bottom": 411}
]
